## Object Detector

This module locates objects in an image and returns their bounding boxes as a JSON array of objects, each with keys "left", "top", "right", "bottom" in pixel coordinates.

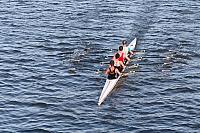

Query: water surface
[{"left": 0, "top": 0, "right": 200, "bottom": 132}]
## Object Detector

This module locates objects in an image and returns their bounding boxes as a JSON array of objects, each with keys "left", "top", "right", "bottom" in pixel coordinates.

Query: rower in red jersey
[{"left": 118, "top": 46, "right": 125, "bottom": 63}]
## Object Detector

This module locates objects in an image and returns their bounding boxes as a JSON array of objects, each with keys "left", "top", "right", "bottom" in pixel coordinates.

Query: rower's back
[{"left": 107, "top": 60, "right": 119, "bottom": 79}]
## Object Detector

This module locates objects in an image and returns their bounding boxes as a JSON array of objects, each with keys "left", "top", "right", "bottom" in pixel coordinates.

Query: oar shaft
[
  {"left": 131, "top": 50, "right": 146, "bottom": 52},
  {"left": 102, "top": 62, "right": 170, "bottom": 66},
  {"left": 136, "top": 63, "right": 168, "bottom": 65},
  {"left": 138, "top": 56, "right": 166, "bottom": 59},
  {"left": 130, "top": 70, "right": 170, "bottom": 73}
]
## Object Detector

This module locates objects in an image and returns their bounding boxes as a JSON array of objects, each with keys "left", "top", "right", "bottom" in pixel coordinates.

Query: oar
[
  {"left": 121, "top": 69, "right": 171, "bottom": 77},
  {"left": 132, "top": 50, "right": 146, "bottom": 53},
  {"left": 121, "top": 73, "right": 129, "bottom": 77},
  {"left": 130, "top": 70, "right": 170, "bottom": 73},
  {"left": 138, "top": 56, "right": 166, "bottom": 59},
  {"left": 95, "top": 69, "right": 171, "bottom": 74},
  {"left": 132, "top": 62, "right": 172, "bottom": 65},
  {"left": 104, "top": 50, "right": 146, "bottom": 57},
  {"left": 101, "top": 61, "right": 172, "bottom": 66}
]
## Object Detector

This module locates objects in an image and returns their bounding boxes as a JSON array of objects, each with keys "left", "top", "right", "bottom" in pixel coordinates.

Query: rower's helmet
[
  {"left": 122, "top": 40, "right": 127, "bottom": 45},
  {"left": 119, "top": 46, "right": 123, "bottom": 51},
  {"left": 110, "top": 60, "right": 114, "bottom": 66},
  {"left": 115, "top": 53, "right": 120, "bottom": 59}
]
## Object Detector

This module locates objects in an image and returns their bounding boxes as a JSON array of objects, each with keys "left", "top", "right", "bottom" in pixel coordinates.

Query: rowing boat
[{"left": 98, "top": 38, "right": 137, "bottom": 106}]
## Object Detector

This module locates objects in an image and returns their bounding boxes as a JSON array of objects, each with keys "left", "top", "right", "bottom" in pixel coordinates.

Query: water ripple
[{"left": 0, "top": 0, "right": 200, "bottom": 132}]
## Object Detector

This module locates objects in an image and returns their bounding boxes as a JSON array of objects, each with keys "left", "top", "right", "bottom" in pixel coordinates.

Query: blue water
[{"left": 0, "top": 0, "right": 200, "bottom": 132}]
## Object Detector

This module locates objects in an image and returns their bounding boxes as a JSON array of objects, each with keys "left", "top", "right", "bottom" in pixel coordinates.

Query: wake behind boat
[{"left": 98, "top": 38, "right": 137, "bottom": 106}]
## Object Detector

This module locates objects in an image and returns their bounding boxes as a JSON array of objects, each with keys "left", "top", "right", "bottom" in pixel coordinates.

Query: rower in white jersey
[{"left": 121, "top": 40, "right": 133, "bottom": 64}]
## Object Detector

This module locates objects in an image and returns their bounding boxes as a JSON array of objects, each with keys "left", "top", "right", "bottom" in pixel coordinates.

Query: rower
[
  {"left": 118, "top": 46, "right": 125, "bottom": 63},
  {"left": 113, "top": 53, "right": 125, "bottom": 72},
  {"left": 124, "top": 40, "right": 136, "bottom": 55},
  {"left": 122, "top": 40, "right": 134, "bottom": 64},
  {"left": 105, "top": 60, "right": 121, "bottom": 80}
]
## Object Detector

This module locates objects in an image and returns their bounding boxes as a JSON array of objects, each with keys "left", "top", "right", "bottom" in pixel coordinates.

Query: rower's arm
[
  {"left": 105, "top": 68, "right": 110, "bottom": 75},
  {"left": 125, "top": 56, "right": 130, "bottom": 61},
  {"left": 129, "top": 50, "right": 134, "bottom": 55},
  {"left": 115, "top": 68, "right": 121, "bottom": 76},
  {"left": 120, "top": 61, "right": 125, "bottom": 68}
]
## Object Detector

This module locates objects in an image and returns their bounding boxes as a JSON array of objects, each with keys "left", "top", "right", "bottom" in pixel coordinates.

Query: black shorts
[{"left": 108, "top": 73, "right": 119, "bottom": 80}]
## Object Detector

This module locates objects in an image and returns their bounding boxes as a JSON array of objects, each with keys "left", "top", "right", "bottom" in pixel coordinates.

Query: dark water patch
[
  {"left": 143, "top": 91, "right": 159, "bottom": 98},
  {"left": 172, "top": 59, "right": 189, "bottom": 65},
  {"left": 48, "top": 112, "right": 78, "bottom": 122},
  {"left": 171, "top": 51, "right": 191, "bottom": 60},
  {"left": 162, "top": 86, "right": 196, "bottom": 95},
  {"left": 26, "top": 74, "right": 46, "bottom": 81},
  {"left": 6, "top": 100, "right": 25, "bottom": 107},
  {"left": 0, "top": 72, "right": 18, "bottom": 79},
  {"left": 4, "top": 49, "right": 26, "bottom": 55},
  {"left": 165, "top": 37, "right": 176, "bottom": 41},
  {"left": 20, "top": 128, "right": 52, "bottom": 133},
  {"left": 6, "top": 100, "right": 54, "bottom": 109},
  {"left": 136, "top": 80, "right": 155, "bottom": 86},
  {"left": 40, "top": 45, "right": 67, "bottom": 52},
  {"left": 0, "top": 58, "right": 17, "bottom": 64},
  {"left": 0, "top": 129, "right": 13, "bottom": 133},
  {"left": 81, "top": 99, "right": 97, "bottom": 107},
  {"left": 30, "top": 102, "right": 53, "bottom": 108},
  {"left": 184, "top": 74, "right": 200, "bottom": 79},
  {"left": 136, "top": 128, "right": 182, "bottom": 133},
  {"left": 17, "top": 58, "right": 36, "bottom": 63},
  {"left": 188, "top": 50, "right": 200, "bottom": 58},
  {"left": 145, "top": 48, "right": 170, "bottom": 53},
  {"left": 171, "top": 9, "right": 194, "bottom": 15}
]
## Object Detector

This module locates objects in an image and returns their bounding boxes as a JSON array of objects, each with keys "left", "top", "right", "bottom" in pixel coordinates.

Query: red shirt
[{"left": 118, "top": 51, "right": 124, "bottom": 62}]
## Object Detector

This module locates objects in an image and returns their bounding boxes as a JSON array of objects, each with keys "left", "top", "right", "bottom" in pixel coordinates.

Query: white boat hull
[{"left": 98, "top": 38, "right": 137, "bottom": 106}]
